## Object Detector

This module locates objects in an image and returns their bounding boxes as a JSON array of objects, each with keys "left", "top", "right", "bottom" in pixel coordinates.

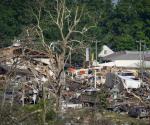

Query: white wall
[{"left": 115, "top": 60, "right": 150, "bottom": 68}]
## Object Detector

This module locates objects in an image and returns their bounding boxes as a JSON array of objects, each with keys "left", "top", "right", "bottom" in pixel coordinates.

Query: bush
[
  {"left": 46, "top": 109, "right": 56, "bottom": 121},
  {"left": 97, "top": 89, "right": 109, "bottom": 110}
]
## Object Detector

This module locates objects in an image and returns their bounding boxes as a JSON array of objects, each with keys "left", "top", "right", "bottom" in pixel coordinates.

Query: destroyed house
[
  {"left": 0, "top": 45, "right": 56, "bottom": 80},
  {"left": 0, "top": 46, "right": 48, "bottom": 58},
  {"left": 13, "top": 47, "right": 49, "bottom": 58},
  {"left": 0, "top": 45, "right": 53, "bottom": 66},
  {"left": 0, "top": 65, "right": 34, "bottom": 87}
]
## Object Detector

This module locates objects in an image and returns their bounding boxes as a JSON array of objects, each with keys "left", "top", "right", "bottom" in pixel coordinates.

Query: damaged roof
[
  {"left": 0, "top": 46, "right": 49, "bottom": 59},
  {"left": 103, "top": 51, "right": 150, "bottom": 61}
]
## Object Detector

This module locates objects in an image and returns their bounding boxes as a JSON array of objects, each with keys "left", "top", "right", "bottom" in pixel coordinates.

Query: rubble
[
  {"left": 0, "top": 44, "right": 150, "bottom": 123},
  {"left": 128, "top": 106, "right": 150, "bottom": 118}
]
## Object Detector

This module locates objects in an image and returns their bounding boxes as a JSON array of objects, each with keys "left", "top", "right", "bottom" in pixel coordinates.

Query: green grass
[{"left": 103, "top": 111, "right": 149, "bottom": 125}]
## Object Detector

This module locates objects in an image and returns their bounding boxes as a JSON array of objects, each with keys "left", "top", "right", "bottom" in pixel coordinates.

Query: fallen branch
[{"left": 126, "top": 89, "right": 144, "bottom": 104}]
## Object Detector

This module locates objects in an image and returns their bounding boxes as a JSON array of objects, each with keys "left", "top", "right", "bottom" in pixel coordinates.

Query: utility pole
[
  {"left": 136, "top": 40, "right": 145, "bottom": 83},
  {"left": 96, "top": 40, "right": 98, "bottom": 66},
  {"left": 140, "top": 41, "right": 142, "bottom": 71},
  {"left": 93, "top": 40, "right": 100, "bottom": 66},
  {"left": 86, "top": 47, "right": 90, "bottom": 68},
  {"left": 94, "top": 70, "right": 97, "bottom": 88},
  {"left": 70, "top": 50, "right": 71, "bottom": 66},
  {"left": 143, "top": 43, "right": 147, "bottom": 69}
]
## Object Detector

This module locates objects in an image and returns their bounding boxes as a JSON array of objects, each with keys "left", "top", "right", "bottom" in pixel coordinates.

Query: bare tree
[
  {"left": 31, "top": 0, "right": 93, "bottom": 110},
  {"left": 0, "top": 0, "right": 95, "bottom": 124}
]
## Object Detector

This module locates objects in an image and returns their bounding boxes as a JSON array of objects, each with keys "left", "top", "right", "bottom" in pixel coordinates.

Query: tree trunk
[{"left": 42, "top": 84, "right": 46, "bottom": 125}]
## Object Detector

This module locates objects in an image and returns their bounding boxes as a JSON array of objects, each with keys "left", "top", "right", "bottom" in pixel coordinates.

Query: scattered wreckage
[
  {"left": 79, "top": 88, "right": 100, "bottom": 107},
  {"left": 104, "top": 70, "right": 150, "bottom": 118},
  {"left": 1, "top": 44, "right": 150, "bottom": 121},
  {"left": 128, "top": 106, "right": 150, "bottom": 118},
  {"left": 117, "top": 71, "right": 141, "bottom": 89}
]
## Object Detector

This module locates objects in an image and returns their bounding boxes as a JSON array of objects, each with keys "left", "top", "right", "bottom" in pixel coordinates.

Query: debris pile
[{"left": 0, "top": 44, "right": 150, "bottom": 121}]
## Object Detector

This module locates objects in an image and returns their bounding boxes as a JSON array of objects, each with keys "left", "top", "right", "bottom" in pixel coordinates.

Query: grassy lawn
[
  {"left": 63, "top": 108, "right": 149, "bottom": 125},
  {"left": 103, "top": 111, "right": 149, "bottom": 125}
]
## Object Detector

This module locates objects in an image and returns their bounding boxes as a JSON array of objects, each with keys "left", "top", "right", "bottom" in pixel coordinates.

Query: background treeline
[{"left": 0, "top": 0, "right": 150, "bottom": 51}]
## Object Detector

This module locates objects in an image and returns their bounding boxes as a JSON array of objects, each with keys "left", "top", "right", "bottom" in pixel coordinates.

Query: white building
[
  {"left": 98, "top": 45, "right": 114, "bottom": 57},
  {"left": 98, "top": 46, "right": 150, "bottom": 68}
]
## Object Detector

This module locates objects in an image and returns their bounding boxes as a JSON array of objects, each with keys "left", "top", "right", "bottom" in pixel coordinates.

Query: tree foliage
[{"left": 0, "top": 0, "right": 150, "bottom": 51}]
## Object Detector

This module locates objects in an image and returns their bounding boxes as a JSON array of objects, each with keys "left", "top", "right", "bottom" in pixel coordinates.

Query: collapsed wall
[{"left": 105, "top": 73, "right": 124, "bottom": 92}]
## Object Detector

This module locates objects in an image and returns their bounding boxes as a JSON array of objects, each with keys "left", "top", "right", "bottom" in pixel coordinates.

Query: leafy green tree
[
  {"left": 0, "top": 0, "right": 33, "bottom": 47},
  {"left": 95, "top": 0, "right": 150, "bottom": 51}
]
